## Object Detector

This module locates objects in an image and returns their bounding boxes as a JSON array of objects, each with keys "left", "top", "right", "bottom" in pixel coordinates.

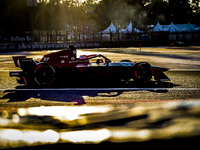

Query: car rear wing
[
  {"left": 12, "top": 56, "right": 26, "bottom": 67},
  {"left": 12, "top": 56, "right": 37, "bottom": 72}
]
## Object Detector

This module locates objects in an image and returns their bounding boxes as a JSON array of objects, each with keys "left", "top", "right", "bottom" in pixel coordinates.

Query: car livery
[{"left": 10, "top": 46, "right": 170, "bottom": 87}]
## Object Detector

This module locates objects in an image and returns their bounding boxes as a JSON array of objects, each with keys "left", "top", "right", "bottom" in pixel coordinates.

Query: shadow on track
[{"left": 0, "top": 81, "right": 175, "bottom": 105}]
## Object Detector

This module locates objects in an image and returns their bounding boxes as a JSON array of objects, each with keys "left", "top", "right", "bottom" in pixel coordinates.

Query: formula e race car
[{"left": 10, "top": 46, "right": 170, "bottom": 87}]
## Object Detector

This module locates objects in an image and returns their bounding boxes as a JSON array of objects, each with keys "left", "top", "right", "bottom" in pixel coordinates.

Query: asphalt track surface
[
  {"left": 0, "top": 47, "right": 200, "bottom": 148},
  {"left": 0, "top": 47, "right": 200, "bottom": 109}
]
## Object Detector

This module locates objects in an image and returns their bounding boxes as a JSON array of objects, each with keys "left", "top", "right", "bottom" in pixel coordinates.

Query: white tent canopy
[
  {"left": 100, "top": 21, "right": 200, "bottom": 35},
  {"left": 196, "top": 26, "right": 200, "bottom": 31},
  {"left": 164, "top": 22, "right": 179, "bottom": 32},
  {"left": 150, "top": 22, "right": 200, "bottom": 33},
  {"left": 121, "top": 21, "right": 141, "bottom": 33},
  {"left": 100, "top": 22, "right": 118, "bottom": 33},
  {"left": 150, "top": 22, "right": 164, "bottom": 32},
  {"left": 181, "top": 22, "right": 196, "bottom": 32}
]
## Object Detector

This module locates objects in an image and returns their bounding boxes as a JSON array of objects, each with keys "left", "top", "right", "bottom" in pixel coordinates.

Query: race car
[{"left": 10, "top": 46, "right": 170, "bottom": 87}]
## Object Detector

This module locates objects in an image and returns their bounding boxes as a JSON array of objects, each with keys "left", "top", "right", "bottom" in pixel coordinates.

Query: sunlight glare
[
  {"left": 111, "top": 129, "right": 151, "bottom": 142},
  {"left": 60, "top": 128, "right": 111, "bottom": 143},
  {"left": 19, "top": 106, "right": 113, "bottom": 122},
  {"left": 0, "top": 129, "right": 59, "bottom": 147}
]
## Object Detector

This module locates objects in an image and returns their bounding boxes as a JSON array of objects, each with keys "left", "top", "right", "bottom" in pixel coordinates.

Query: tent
[
  {"left": 100, "top": 22, "right": 118, "bottom": 33},
  {"left": 195, "top": 26, "right": 200, "bottom": 31},
  {"left": 164, "top": 22, "right": 179, "bottom": 32},
  {"left": 181, "top": 22, "right": 196, "bottom": 32},
  {"left": 150, "top": 22, "right": 164, "bottom": 32},
  {"left": 121, "top": 21, "right": 141, "bottom": 33}
]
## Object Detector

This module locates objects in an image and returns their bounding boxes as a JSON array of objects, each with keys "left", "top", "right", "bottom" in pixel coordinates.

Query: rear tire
[
  {"left": 133, "top": 62, "right": 152, "bottom": 83},
  {"left": 34, "top": 63, "right": 56, "bottom": 86}
]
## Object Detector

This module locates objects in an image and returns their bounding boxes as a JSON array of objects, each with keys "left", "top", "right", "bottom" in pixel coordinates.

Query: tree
[
  {"left": 190, "top": 0, "right": 200, "bottom": 25},
  {"left": 191, "top": 0, "right": 200, "bottom": 13},
  {"left": 0, "top": 0, "right": 199, "bottom": 38},
  {"left": 168, "top": 0, "right": 192, "bottom": 23},
  {"left": 0, "top": 0, "right": 31, "bottom": 35},
  {"left": 95, "top": 0, "right": 145, "bottom": 30},
  {"left": 145, "top": 0, "right": 169, "bottom": 24}
]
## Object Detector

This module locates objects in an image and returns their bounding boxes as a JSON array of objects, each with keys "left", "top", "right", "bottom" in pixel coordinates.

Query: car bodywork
[{"left": 10, "top": 46, "right": 170, "bottom": 87}]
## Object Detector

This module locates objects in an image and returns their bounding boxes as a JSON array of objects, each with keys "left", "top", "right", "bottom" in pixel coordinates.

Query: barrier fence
[{"left": 1, "top": 30, "right": 200, "bottom": 51}]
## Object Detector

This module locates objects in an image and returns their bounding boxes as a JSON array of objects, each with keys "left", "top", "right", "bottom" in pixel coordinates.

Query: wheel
[
  {"left": 34, "top": 63, "right": 56, "bottom": 86},
  {"left": 133, "top": 62, "right": 152, "bottom": 83}
]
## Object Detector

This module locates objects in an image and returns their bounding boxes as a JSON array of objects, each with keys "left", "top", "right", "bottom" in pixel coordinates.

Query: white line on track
[{"left": 0, "top": 88, "right": 200, "bottom": 91}]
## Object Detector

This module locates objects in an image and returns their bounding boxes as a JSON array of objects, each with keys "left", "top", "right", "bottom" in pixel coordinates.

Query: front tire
[
  {"left": 133, "top": 62, "right": 152, "bottom": 83},
  {"left": 34, "top": 63, "right": 56, "bottom": 86}
]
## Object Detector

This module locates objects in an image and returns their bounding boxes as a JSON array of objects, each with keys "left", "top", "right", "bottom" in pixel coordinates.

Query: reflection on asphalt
[{"left": 1, "top": 101, "right": 200, "bottom": 148}]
